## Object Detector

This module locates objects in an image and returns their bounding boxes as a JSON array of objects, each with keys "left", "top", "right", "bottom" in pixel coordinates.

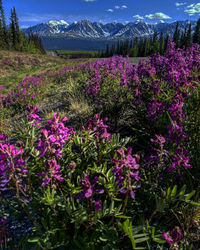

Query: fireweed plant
[
  {"left": 0, "top": 41, "right": 200, "bottom": 248},
  {"left": 0, "top": 107, "right": 143, "bottom": 248}
]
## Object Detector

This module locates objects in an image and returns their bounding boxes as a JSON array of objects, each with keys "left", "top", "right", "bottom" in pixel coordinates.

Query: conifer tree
[
  {"left": 33, "top": 33, "right": 46, "bottom": 54},
  {"left": 0, "top": 19, "right": 6, "bottom": 48},
  {"left": 142, "top": 38, "right": 148, "bottom": 56},
  {"left": 119, "top": 41, "right": 123, "bottom": 55},
  {"left": 9, "top": 8, "right": 16, "bottom": 49},
  {"left": 116, "top": 40, "right": 120, "bottom": 55},
  {"left": 124, "top": 39, "right": 129, "bottom": 55},
  {"left": 13, "top": 7, "right": 20, "bottom": 44},
  {"left": 159, "top": 32, "right": 164, "bottom": 55},
  {"left": 173, "top": 22, "right": 180, "bottom": 48},
  {"left": 164, "top": 34, "right": 169, "bottom": 52},
  {"left": 180, "top": 27, "right": 187, "bottom": 48},
  {"left": 105, "top": 44, "right": 110, "bottom": 57},
  {"left": 185, "top": 23, "right": 192, "bottom": 48},
  {"left": 129, "top": 40, "right": 133, "bottom": 50},
  {"left": 0, "top": 0, "right": 7, "bottom": 47},
  {"left": 193, "top": 18, "right": 200, "bottom": 44}
]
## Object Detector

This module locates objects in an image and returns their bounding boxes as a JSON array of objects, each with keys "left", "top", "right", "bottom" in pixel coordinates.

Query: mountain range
[
  {"left": 24, "top": 19, "right": 196, "bottom": 39},
  {"left": 23, "top": 19, "right": 196, "bottom": 51}
]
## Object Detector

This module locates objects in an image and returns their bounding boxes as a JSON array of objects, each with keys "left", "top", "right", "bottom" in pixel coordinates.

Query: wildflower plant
[{"left": 1, "top": 41, "right": 200, "bottom": 248}]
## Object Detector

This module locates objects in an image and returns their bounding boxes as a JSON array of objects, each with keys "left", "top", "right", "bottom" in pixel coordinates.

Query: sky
[{"left": 4, "top": 0, "right": 200, "bottom": 28}]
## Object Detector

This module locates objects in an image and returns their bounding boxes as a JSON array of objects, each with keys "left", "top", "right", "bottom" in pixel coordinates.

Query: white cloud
[
  {"left": 107, "top": 9, "right": 114, "bottom": 12},
  {"left": 185, "top": 3, "right": 200, "bottom": 16},
  {"left": 145, "top": 12, "right": 172, "bottom": 19},
  {"left": 133, "top": 14, "right": 144, "bottom": 19},
  {"left": 107, "top": 5, "right": 127, "bottom": 13},
  {"left": 187, "top": 4, "right": 195, "bottom": 8},
  {"left": 121, "top": 5, "right": 127, "bottom": 9},
  {"left": 175, "top": 2, "right": 187, "bottom": 7},
  {"left": 84, "top": 0, "right": 96, "bottom": 2}
]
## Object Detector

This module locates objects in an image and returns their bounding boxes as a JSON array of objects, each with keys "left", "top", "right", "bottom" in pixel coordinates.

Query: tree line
[
  {"left": 0, "top": 0, "right": 45, "bottom": 54},
  {"left": 103, "top": 18, "right": 200, "bottom": 57}
]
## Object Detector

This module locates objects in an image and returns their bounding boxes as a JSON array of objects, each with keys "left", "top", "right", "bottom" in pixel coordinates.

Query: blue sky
[{"left": 4, "top": 0, "right": 200, "bottom": 27}]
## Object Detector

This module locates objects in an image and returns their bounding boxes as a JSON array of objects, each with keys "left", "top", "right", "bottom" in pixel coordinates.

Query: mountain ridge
[{"left": 24, "top": 19, "right": 197, "bottom": 40}]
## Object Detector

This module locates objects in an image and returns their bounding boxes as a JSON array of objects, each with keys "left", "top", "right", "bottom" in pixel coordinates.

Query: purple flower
[
  {"left": 0, "top": 142, "right": 27, "bottom": 191},
  {"left": 36, "top": 113, "right": 73, "bottom": 158},
  {"left": 95, "top": 201, "right": 102, "bottom": 211},
  {"left": 77, "top": 174, "right": 104, "bottom": 200},
  {"left": 26, "top": 105, "right": 39, "bottom": 113},
  {"left": 162, "top": 227, "right": 182, "bottom": 243},
  {"left": 39, "top": 160, "right": 65, "bottom": 187},
  {"left": 112, "top": 148, "right": 140, "bottom": 199}
]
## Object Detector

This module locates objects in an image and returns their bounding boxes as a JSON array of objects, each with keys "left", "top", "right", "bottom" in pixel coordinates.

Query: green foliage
[
  {"left": 0, "top": 0, "right": 45, "bottom": 53},
  {"left": 104, "top": 21, "right": 194, "bottom": 57},
  {"left": 1, "top": 45, "right": 200, "bottom": 249},
  {"left": 56, "top": 50, "right": 100, "bottom": 59},
  {"left": 193, "top": 18, "right": 200, "bottom": 44}
]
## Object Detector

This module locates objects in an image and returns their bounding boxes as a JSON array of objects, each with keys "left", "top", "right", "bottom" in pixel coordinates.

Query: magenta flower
[
  {"left": 95, "top": 200, "right": 102, "bottom": 211},
  {"left": 77, "top": 174, "right": 104, "bottom": 200},
  {"left": 0, "top": 142, "right": 27, "bottom": 191},
  {"left": 112, "top": 147, "right": 140, "bottom": 199},
  {"left": 36, "top": 113, "right": 72, "bottom": 158},
  {"left": 39, "top": 160, "right": 65, "bottom": 187},
  {"left": 26, "top": 105, "right": 39, "bottom": 113},
  {"left": 162, "top": 227, "right": 182, "bottom": 243}
]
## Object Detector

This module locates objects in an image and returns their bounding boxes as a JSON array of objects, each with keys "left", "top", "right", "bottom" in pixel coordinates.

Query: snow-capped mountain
[
  {"left": 25, "top": 20, "right": 69, "bottom": 34},
  {"left": 24, "top": 19, "right": 196, "bottom": 39}
]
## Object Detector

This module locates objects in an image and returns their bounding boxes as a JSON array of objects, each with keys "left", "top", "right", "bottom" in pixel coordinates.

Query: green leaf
[
  {"left": 110, "top": 200, "right": 114, "bottom": 212},
  {"left": 134, "top": 233, "right": 149, "bottom": 238},
  {"left": 99, "top": 237, "right": 108, "bottom": 242},
  {"left": 152, "top": 237, "right": 166, "bottom": 244},
  {"left": 113, "top": 198, "right": 122, "bottom": 202},
  {"left": 132, "top": 225, "right": 144, "bottom": 235},
  {"left": 170, "top": 185, "right": 177, "bottom": 199},
  {"left": 133, "top": 248, "right": 147, "bottom": 250},
  {"left": 186, "top": 201, "right": 200, "bottom": 206},
  {"left": 151, "top": 227, "right": 155, "bottom": 238},
  {"left": 184, "top": 190, "right": 196, "bottom": 201},
  {"left": 166, "top": 187, "right": 170, "bottom": 200},
  {"left": 134, "top": 236, "right": 150, "bottom": 243},
  {"left": 116, "top": 215, "right": 131, "bottom": 219},
  {"left": 178, "top": 185, "right": 186, "bottom": 198},
  {"left": 28, "top": 237, "right": 40, "bottom": 243}
]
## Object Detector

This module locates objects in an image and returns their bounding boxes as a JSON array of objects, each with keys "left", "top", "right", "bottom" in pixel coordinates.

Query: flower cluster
[
  {"left": 36, "top": 113, "right": 74, "bottom": 158},
  {"left": 162, "top": 226, "right": 182, "bottom": 244},
  {"left": 0, "top": 76, "right": 47, "bottom": 110},
  {"left": 0, "top": 138, "right": 27, "bottom": 191},
  {"left": 131, "top": 41, "right": 200, "bottom": 173},
  {"left": 85, "top": 113, "right": 112, "bottom": 142},
  {"left": 38, "top": 160, "right": 65, "bottom": 187},
  {"left": 77, "top": 174, "right": 104, "bottom": 211},
  {"left": 76, "top": 57, "right": 133, "bottom": 99},
  {"left": 112, "top": 147, "right": 140, "bottom": 199},
  {"left": 26, "top": 105, "right": 42, "bottom": 127}
]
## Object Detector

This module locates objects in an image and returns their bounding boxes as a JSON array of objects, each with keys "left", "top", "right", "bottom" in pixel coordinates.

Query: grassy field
[
  {"left": 0, "top": 50, "right": 67, "bottom": 95},
  {"left": 55, "top": 50, "right": 100, "bottom": 59}
]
